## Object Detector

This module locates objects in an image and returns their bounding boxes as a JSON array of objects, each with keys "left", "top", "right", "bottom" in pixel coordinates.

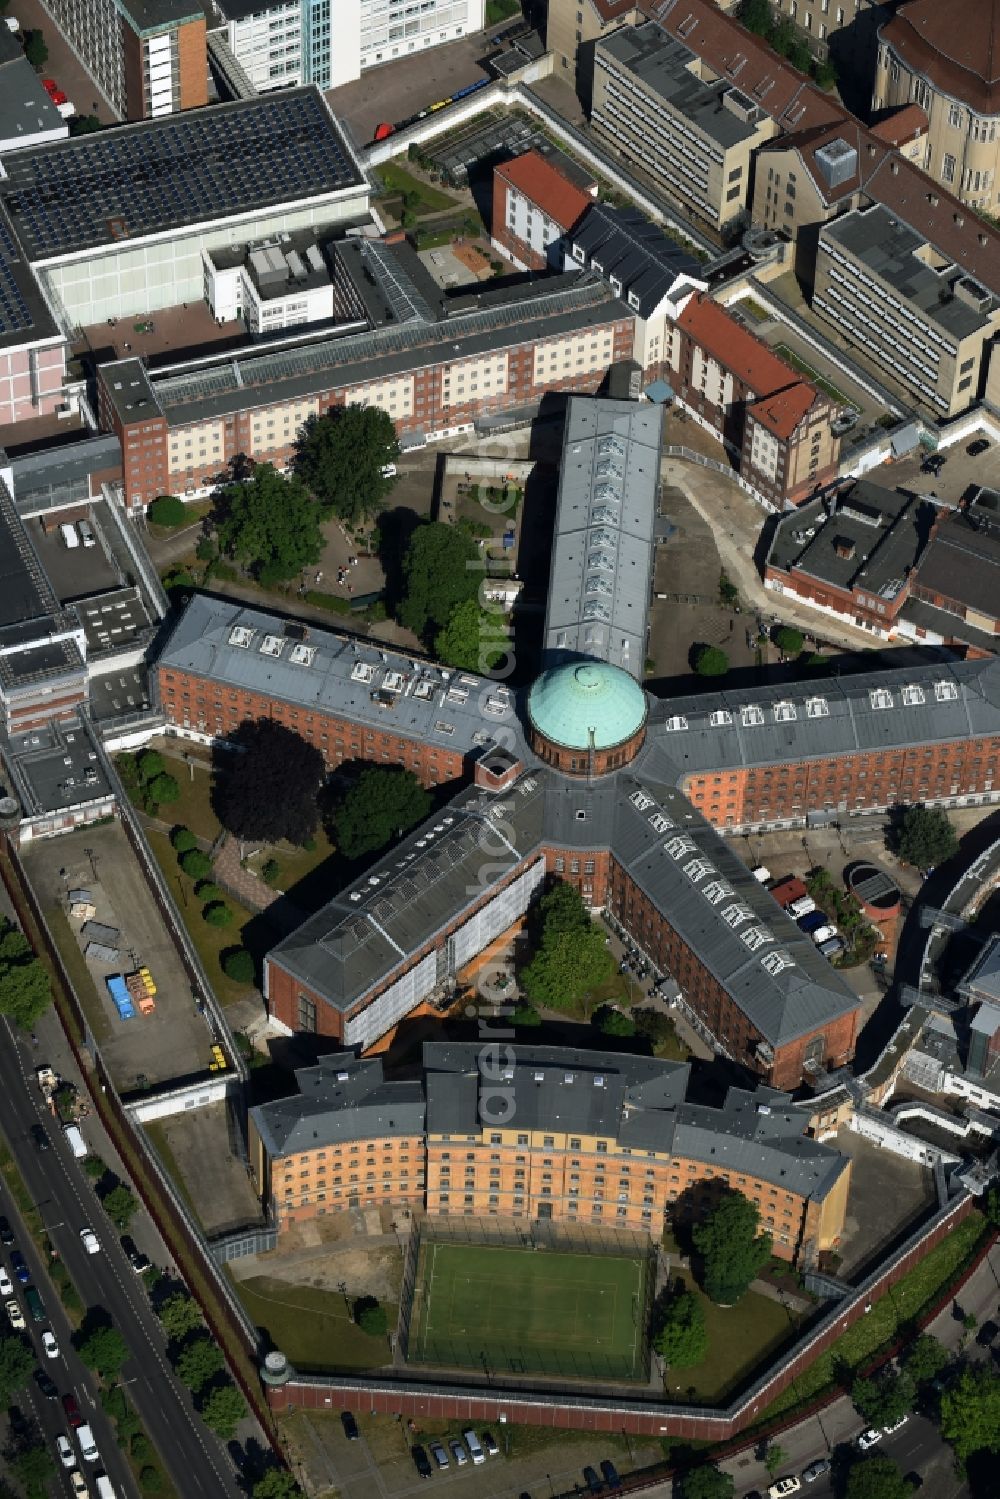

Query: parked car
[
  {"left": 857, "top": 1428, "right": 881, "bottom": 1450},
  {"left": 70, "top": 1473, "right": 89, "bottom": 1497},
  {"left": 10, "top": 1251, "right": 29, "bottom": 1284},
  {"left": 797, "top": 910, "right": 825, "bottom": 934},
  {"left": 768, "top": 1479, "right": 801, "bottom": 1498},
  {"left": 481, "top": 1431, "right": 499, "bottom": 1457},
  {"left": 0, "top": 1267, "right": 13, "bottom": 1297},
  {"left": 63, "top": 1392, "right": 83, "bottom": 1428},
  {"left": 340, "top": 1411, "right": 359, "bottom": 1441},
  {"left": 881, "top": 1414, "right": 909, "bottom": 1436},
  {"left": 42, "top": 1329, "right": 60, "bottom": 1359},
  {"left": 56, "top": 1434, "right": 77, "bottom": 1470},
  {"left": 967, "top": 438, "right": 990, "bottom": 457},
  {"left": 601, "top": 1457, "right": 623, "bottom": 1488},
  {"left": 802, "top": 1458, "right": 831, "bottom": 1482},
  {"left": 450, "top": 1438, "right": 469, "bottom": 1466},
  {"left": 4, "top": 1299, "right": 24, "bottom": 1330},
  {"left": 411, "top": 1445, "right": 432, "bottom": 1479},
  {"left": 34, "top": 1368, "right": 58, "bottom": 1399},
  {"left": 0, "top": 1216, "right": 13, "bottom": 1246},
  {"left": 429, "top": 1441, "right": 449, "bottom": 1470},
  {"left": 583, "top": 1468, "right": 603, "bottom": 1496},
  {"left": 120, "top": 1235, "right": 151, "bottom": 1274},
  {"left": 30, "top": 1124, "right": 50, "bottom": 1151},
  {"left": 976, "top": 1319, "right": 998, "bottom": 1346}
]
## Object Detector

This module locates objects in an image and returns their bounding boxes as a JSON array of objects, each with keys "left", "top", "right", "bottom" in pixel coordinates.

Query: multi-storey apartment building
[
  {"left": 250, "top": 1045, "right": 852, "bottom": 1263},
  {"left": 813, "top": 203, "right": 1000, "bottom": 417},
  {"left": 764, "top": 481, "right": 933, "bottom": 635},
  {"left": 98, "top": 252, "right": 634, "bottom": 508},
  {"left": 490, "top": 150, "right": 596, "bottom": 272},
  {"left": 873, "top": 0, "right": 1000, "bottom": 212},
  {"left": 39, "top": 0, "right": 207, "bottom": 120},
  {"left": 668, "top": 293, "right": 840, "bottom": 507},
  {"left": 212, "top": 0, "right": 484, "bottom": 92},
  {"left": 591, "top": 21, "right": 777, "bottom": 232},
  {"left": 546, "top": 0, "right": 640, "bottom": 107}
]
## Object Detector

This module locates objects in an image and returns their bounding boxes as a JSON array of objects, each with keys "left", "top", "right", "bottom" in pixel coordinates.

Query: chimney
[{"left": 834, "top": 536, "right": 856, "bottom": 560}]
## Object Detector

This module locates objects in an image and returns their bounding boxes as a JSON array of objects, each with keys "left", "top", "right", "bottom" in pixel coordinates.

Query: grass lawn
[
  {"left": 664, "top": 1279, "right": 803, "bottom": 1401},
  {"left": 231, "top": 1274, "right": 394, "bottom": 1371},
  {"left": 759, "top": 1211, "right": 987, "bottom": 1421},
  {"left": 147, "top": 497, "right": 211, "bottom": 541},
  {"left": 376, "top": 161, "right": 457, "bottom": 213},
  {"left": 145, "top": 827, "right": 263, "bottom": 1007},
  {"left": 154, "top": 758, "right": 221, "bottom": 842},
  {"left": 772, "top": 343, "right": 858, "bottom": 410},
  {"left": 408, "top": 1241, "right": 650, "bottom": 1381},
  {"left": 246, "top": 826, "right": 337, "bottom": 897},
  {"left": 485, "top": 0, "right": 519, "bottom": 23}
]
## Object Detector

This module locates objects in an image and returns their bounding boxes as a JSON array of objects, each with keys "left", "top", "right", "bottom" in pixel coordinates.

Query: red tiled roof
[
  {"left": 869, "top": 153, "right": 1000, "bottom": 297},
  {"left": 869, "top": 103, "right": 929, "bottom": 146},
  {"left": 495, "top": 151, "right": 595, "bottom": 234},
  {"left": 881, "top": 0, "right": 1000, "bottom": 114},
  {"left": 643, "top": 0, "right": 845, "bottom": 132},
  {"left": 677, "top": 294, "right": 823, "bottom": 439},
  {"left": 590, "top": 0, "right": 639, "bottom": 22}
]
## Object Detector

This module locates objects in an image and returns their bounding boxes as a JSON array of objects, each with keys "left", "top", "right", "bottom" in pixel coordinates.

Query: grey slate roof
[
  {"left": 645, "top": 655, "right": 1000, "bottom": 774},
  {"left": 157, "top": 593, "right": 527, "bottom": 768},
  {"left": 913, "top": 511, "right": 1000, "bottom": 621},
  {"left": 567, "top": 203, "right": 702, "bottom": 318},
  {"left": 269, "top": 774, "right": 546, "bottom": 1013},
  {"left": 672, "top": 1087, "right": 848, "bottom": 1202},
  {"left": 543, "top": 396, "right": 662, "bottom": 679},
  {"left": 10, "top": 434, "right": 122, "bottom": 508},
  {"left": 766, "top": 481, "right": 932, "bottom": 604},
  {"left": 0, "top": 49, "right": 66, "bottom": 153},
  {"left": 611, "top": 771, "right": 861, "bottom": 1048},
  {"left": 251, "top": 1053, "right": 425, "bottom": 1157}
]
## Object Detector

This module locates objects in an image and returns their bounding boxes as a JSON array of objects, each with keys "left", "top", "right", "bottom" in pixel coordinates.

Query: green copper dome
[{"left": 528, "top": 662, "right": 647, "bottom": 751}]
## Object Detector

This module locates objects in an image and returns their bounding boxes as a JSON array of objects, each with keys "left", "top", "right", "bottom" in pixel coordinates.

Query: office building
[
  {"left": 669, "top": 293, "right": 840, "bottom": 508},
  {"left": 0, "top": 24, "right": 68, "bottom": 153},
  {"left": 546, "top": 0, "right": 640, "bottom": 107},
  {"left": 814, "top": 203, "right": 1000, "bottom": 417},
  {"left": 873, "top": 0, "right": 1000, "bottom": 211},
  {"left": 247, "top": 1041, "right": 853, "bottom": 1264},
  {"left": 38, "top": 0, "right": 208, "bottom": 120},
  {"left": 0, "top": 87, "right": 368, "bottom": 328},
  {"left": 491, "top": 149, "right": 596, "bottom": 273},
  {"left": 212, "top": 0, "right": 484, "bottom": 93},
  {"left": 591, "top": 21, "right": 777, "bottom": 231}
]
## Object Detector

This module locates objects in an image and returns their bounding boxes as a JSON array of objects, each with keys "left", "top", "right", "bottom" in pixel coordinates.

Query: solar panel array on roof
[
  {"left": 1, "top": 90, "right": 360, "bottom": 260},
  {"left": 0, "top": 216, "right": 31, "bottom": 335}
]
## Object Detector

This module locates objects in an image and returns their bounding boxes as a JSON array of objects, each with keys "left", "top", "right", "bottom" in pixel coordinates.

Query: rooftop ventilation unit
[
  {"left": 815, "top": 137, "right": 858, "bottom": 191},
  {"left": 722, "top": 87, "right": 758, "bottom": 123},
  {"left": 228, "top": 625, "right": 254, "bottom": 648},
  {"left": 955, "top": 276, "right": 992, "bottom": 313}
]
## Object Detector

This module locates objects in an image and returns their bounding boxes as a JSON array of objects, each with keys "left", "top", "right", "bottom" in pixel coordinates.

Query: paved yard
[
  {"left": 833, "top": 1127, "right": 937, "bottom": 1278},
  {"left": 889, "top": 438, "right": 1000, "bottom": 508},
  {"left": 11, "top": 0, "right": 118, "bottom": 121},
  {"left": 22, "top": 821, "right": 215, "bottom": 1093},
  {"left": 143, "top": 1104, "right": 263, "bottom": 1237}
]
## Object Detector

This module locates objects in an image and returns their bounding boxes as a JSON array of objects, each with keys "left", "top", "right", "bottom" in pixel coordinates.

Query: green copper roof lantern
[{"left": 527, "top": 661, "right": 648, "bottom": 752}]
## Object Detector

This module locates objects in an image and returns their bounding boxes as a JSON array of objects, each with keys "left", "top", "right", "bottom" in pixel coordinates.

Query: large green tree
[
  {"left": 652, "top": 1285, "right": 708, "bottom": 1368},
  {"left": 0, "top": 1334, "right": 34, "bottom": 1403},
  {"left": 692, "top": 1190, "right": 771, "bottom": 1305},
  {"left": 520, "top": 881, "right": 614, "bottom": 1012},
  {"left": 253, "top": 1472, "right": 304, "bottom": 1499},
  {"left": 902, "top": 1333, "right": 948, "bottom": 1389},
  {"left": 434, "top": 598, "right": 509, "bottom": 673},
  {"left": 329, "top": 766, "right": 431, "bottom": 860},
  {"left": 76, "top": 1322, "right": 129, "bottom": 1378},
  {"left": 677, "top": 1465, "right": 734, "bottom": 1499},
  {"left": 9, "top": 1441, "right": 55, "bottom": 1499},
  {"left": 175, "top": 1335, "right": 226, "bottom": 1392},
  {"left": 157, "top": 1293, "right": 204, "bottom": 1341},
  {"left": 199, "top": 1380, "right": 248, "bottom": 1438},
  {"left": 294, "top": 406, "right": 399, "bottom": 524},
  {"left": 694, "top": 645, "right": 729, "bottom": 677},
  {"left": 0, "top": 922, "right": 53, "bottom": 1031},
  {"left": 211, "top": 464, "right": 322, "bottom": 584},
  {"left": 851, "top": 1369, "right": 914, "bottom": 1429},
  {"left": 894, "top": 806, "right": 959, "bottom": 870},
  {"left": 940, "top": 1365, "right": 1000, "bottom": 1465},
  {"left": 844, "top": 1455, "right": 917, "bottom": 1499},
  {"left": 399, "top": 522, "right": 482, "bottom": 637},
  {"left": 216, "top": 719, "right": 324, "bottom": 846}
]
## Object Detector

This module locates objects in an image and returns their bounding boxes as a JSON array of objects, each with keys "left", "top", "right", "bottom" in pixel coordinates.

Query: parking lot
[
  {"left": 22, "top": 821, "right": 217, "bottom": 1094},
  {"left": 284, "top": 1409, "right": 662, "bottom": 1499},
  {"left": 888, "top": 431, "right": 1000, "bottom": 506},
  {"left": 324, "top": 34, "right": 492, "bottom": 148}
]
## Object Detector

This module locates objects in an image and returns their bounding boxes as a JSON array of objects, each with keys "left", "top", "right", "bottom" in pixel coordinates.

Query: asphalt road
[
  {"left": 746, "top": 1413, "right": 967, "bottom": 1499},
  {"left": 0, "top": 1018, "right": 243, "bottom": 1498}
]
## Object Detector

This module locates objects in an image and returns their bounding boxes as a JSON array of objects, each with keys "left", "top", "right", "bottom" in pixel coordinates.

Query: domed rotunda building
[{"left": 527, "top": 660, "right": 648, "bottom": 775}]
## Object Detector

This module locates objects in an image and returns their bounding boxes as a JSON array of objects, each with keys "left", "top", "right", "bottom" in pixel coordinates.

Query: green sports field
[{"left": 406, "top": 1241, "right": 650, "bottom": 1381}]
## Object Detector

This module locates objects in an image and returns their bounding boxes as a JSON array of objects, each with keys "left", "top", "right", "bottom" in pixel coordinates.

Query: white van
[
  {"left": 59, "top": 522, "right": 80, "bottom": 549},
  {"left": 95, "top": 1474, "right": 117, "bottom": 1499},
  {"left": 462, "top": 1430, "right": 485, "bottom": 1466},
  {"left": 63, "top": 1123, "right": 87, "bottom": 1160},
  {"left": 77, "top": 520, "right": 96, "bottom": 548},
  {"left": 77, "top": 1423, "right": 99, "bottom": 1462}
]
